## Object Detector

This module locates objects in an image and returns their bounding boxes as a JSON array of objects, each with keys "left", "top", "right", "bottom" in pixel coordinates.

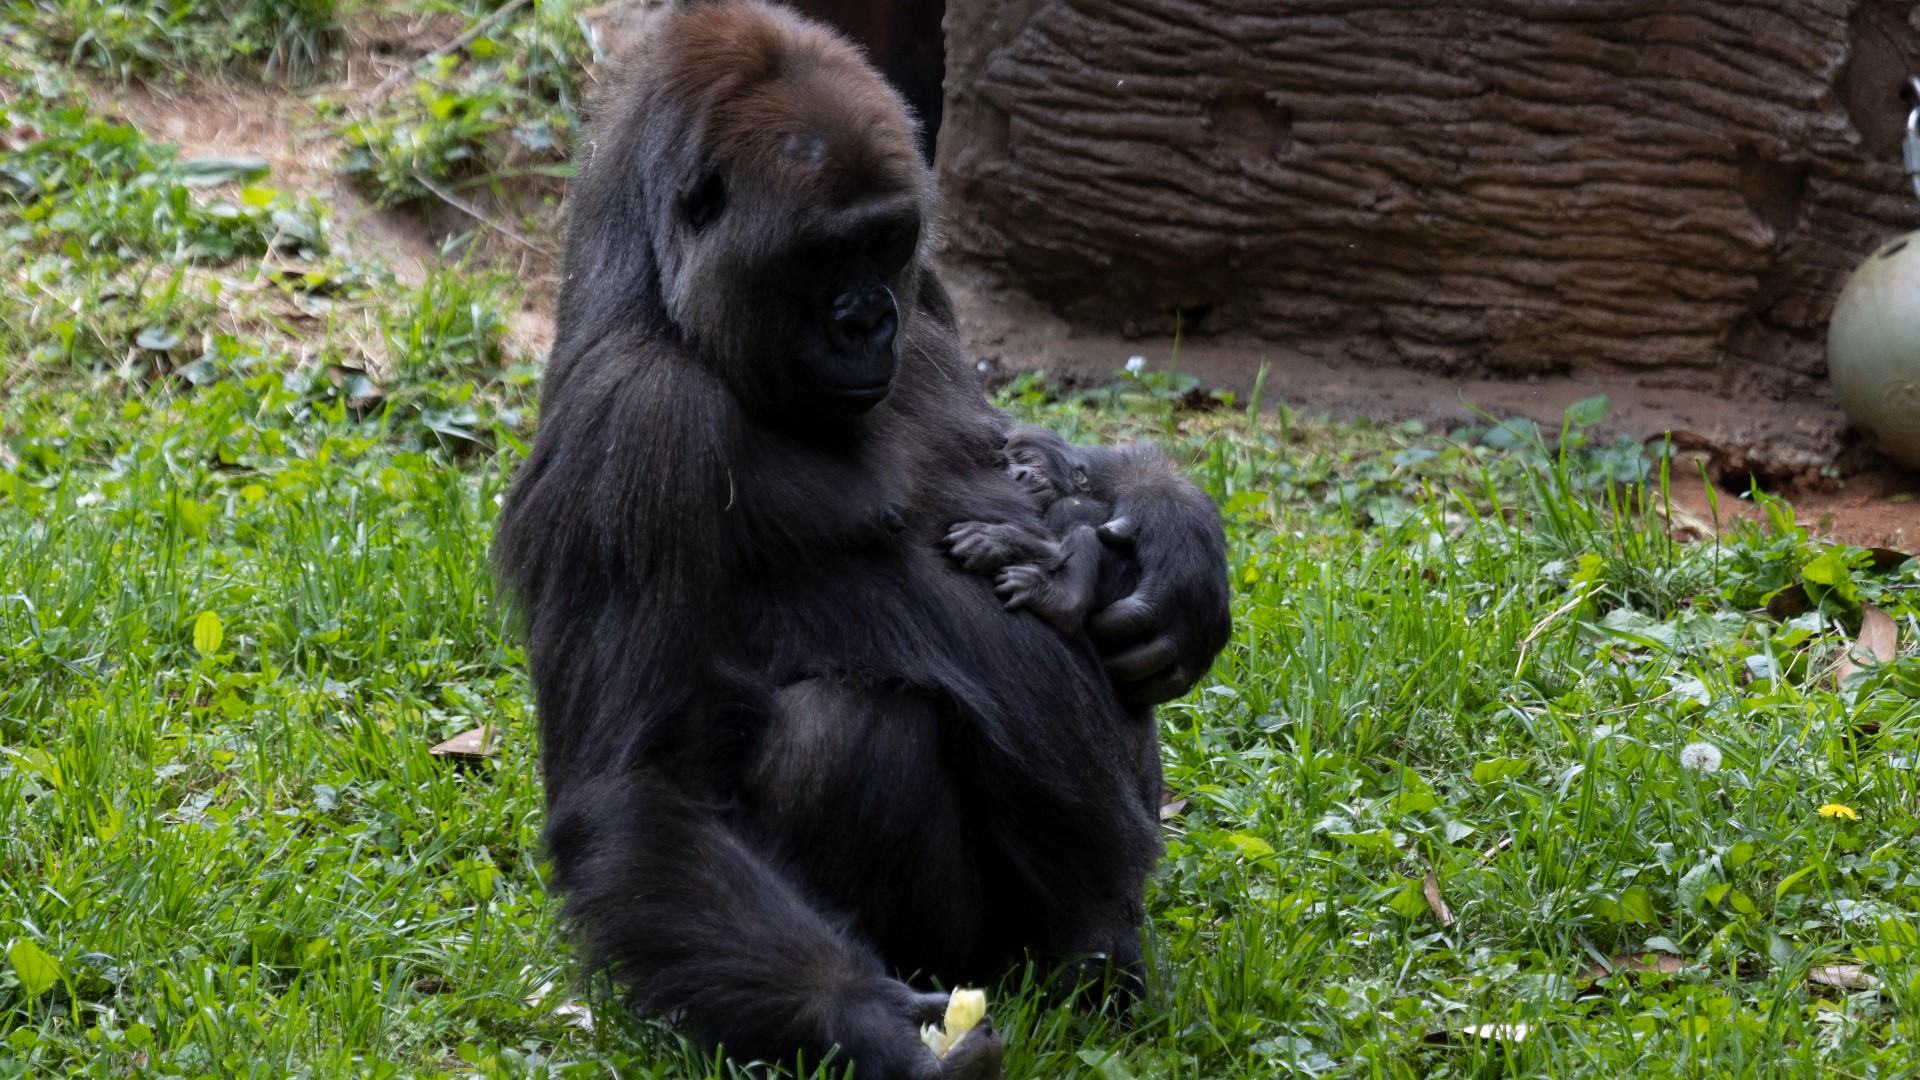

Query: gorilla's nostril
[{"left": 827, "top": 285, "right": 898, "bottom": 355}]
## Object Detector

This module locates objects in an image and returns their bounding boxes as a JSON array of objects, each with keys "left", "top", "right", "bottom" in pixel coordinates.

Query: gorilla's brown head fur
[{"left": 556, "top": 1, "right": 935, "bottom": 429}]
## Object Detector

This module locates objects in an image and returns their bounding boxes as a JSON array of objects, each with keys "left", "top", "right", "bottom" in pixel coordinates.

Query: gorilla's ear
[
  {"left": 1072, "top": 466, "right": 1091, "bottom": 491},
  {"left": 679, "top": 171, "right": 727, "bottom": 233}
]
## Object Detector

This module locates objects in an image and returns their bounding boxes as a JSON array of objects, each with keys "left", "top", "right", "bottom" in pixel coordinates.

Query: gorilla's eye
[
  {"left": 871, "top": 220, "right": 920, "bottom": 276},
  {"left": 680, "top": 172, "right": 727, "bottom": 233}
]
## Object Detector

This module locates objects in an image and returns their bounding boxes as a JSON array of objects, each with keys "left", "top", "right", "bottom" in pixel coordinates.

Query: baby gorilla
[{"left": 944, "top": 429, "right": 1139, "bottom": 636}]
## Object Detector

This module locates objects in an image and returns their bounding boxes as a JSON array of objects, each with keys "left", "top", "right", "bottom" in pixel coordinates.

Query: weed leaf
[
  {"left": 1565, "top": 394, "right": 1609, "bottom": 427},
  {"left": 192, "top": 611, "right": 223, "bottom": 657},
  {"left": 1077, "top": 1049, "right": 1139, "bottom": 1080},
  {"left": 8, "top": 939, "right": 60, "bottom": 996}
]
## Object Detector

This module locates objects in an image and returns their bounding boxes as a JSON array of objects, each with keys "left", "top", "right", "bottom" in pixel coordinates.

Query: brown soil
[
  {"left": 83, "top": 17, "right": 559, "bottom": 360},
  {"left": 1665, "top": 468, "right": 1920, "bottom": 552},
  {"left": 92, "top": 78, "right": 439, "bottom": 286}
]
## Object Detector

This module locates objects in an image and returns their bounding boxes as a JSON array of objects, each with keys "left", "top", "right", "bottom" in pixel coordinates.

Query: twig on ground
[
  {"left": 408, "top": 169, "right": 546, "bottom": 253},
  {"left": 1513, "top": 581, "right": 1598, "bottom": 677}
]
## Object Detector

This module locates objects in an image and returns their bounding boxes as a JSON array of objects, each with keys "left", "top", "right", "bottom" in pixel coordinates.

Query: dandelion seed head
[{"left": 1679, "top": 741, "right": 1722, "bottom": 773}]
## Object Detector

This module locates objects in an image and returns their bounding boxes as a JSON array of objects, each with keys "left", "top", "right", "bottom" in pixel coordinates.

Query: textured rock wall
[{"left": 936, "top": 0, "right": 1920, "bottom": 395}]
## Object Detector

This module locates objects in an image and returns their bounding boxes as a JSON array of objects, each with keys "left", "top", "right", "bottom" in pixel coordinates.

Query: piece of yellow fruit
[
  {"left": 919, "top": 987, "right": 987, "bottom": 1057},
  {"left": 945, "top": 988, "right": 985, "bottom": 1036}
]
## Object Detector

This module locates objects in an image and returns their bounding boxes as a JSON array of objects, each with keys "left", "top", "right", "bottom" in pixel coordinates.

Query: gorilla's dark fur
[{"left": 495, "top": 5, "right": 1230, "bottom": 1078}]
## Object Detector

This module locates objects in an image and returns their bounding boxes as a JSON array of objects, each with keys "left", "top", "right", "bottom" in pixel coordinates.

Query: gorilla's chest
[{"left": 737, "top": 540, "right": 1055, "bottom": 688}]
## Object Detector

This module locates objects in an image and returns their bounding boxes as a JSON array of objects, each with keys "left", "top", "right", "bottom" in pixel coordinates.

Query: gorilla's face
[
  {"left": 1004, "top": 431, "right": 1090, "bottom": 508},
  {"left": 745, "top": 173, "right": 922, "bottom": 417},
  {"left": 651, "top": 36, "right": 931, "bottom": 426}
]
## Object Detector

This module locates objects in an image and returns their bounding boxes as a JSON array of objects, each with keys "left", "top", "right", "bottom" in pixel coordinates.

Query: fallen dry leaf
[
  {"left": 1658, "top": 502, "right": 1718, "bottom": 542},
  {"left": 525, "top": 977, "right": 596, "bottom": 1029},
  {"left": 1422, "top": 871, "right": 1454, "bottom": 927},
  {"left": 1766, "top": 584, "right": 1810, "bottom": 619},
  {"left": 325, "top": 363, "right": 388, "bottom": 415},
  {"left": 1423, "top": 1023, "right": 1531, "bottom": 1046},
  {"left": 1809, "top": 964, "right": 1880, "bottom": 991},
  {"left": 1866, "top": 548, "right": 1915, "bottom": 573},
  {"left": 430, "top": 726, "right": 494, "bottom": 758},
  {"left": 1578, "top": 951, "right": 1687, "bottom": 986},
  {"left": 1158, "top": 797, "right": 1188, "bottom": 821},
  {"left": 1834, "top": 605, "right": 1898, "bottom": 688}
]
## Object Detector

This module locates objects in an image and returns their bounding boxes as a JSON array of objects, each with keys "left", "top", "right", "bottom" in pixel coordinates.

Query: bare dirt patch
[
  {"left": 81, "top": 10, "right": 562, "bottom": 331},
  {"left": 1666, "top": 467, "right": 1920, "bottom": 552}
]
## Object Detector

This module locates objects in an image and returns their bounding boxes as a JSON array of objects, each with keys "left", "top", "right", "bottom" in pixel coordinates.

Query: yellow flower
[{"left": 1817, "top": 803, "right": 1859, "bottom": 821}]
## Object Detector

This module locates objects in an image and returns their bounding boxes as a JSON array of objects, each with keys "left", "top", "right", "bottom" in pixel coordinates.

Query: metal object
[{"left": 1907, "top": 76, "right": 1920, "bottom": 199}]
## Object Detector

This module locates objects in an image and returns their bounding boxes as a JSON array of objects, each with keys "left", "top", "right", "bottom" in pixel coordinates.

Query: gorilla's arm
[{"left": 1072, "top": 444, "right": 1232, "bottom": 705}]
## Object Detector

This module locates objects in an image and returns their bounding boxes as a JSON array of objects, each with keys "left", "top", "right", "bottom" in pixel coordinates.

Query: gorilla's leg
[
  {"left": 750, "top": 680, "right": 990, "bottom": 978},
  {"left": 545, "top": 774, "right": 998, "bottom": 1080}
]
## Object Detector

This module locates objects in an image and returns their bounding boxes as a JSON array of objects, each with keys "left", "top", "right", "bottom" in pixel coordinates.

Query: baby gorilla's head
[{"left": 1004, "top": 428, "right": 1090, "bottom": 508}]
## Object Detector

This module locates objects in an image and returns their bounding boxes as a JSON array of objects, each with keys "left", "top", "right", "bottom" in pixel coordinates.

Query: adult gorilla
[{"left": 496, "top": 4, "right": 1230, "bottom": 1077}]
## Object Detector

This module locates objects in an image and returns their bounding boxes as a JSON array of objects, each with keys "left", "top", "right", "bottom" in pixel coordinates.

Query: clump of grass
[
  {"left": 1, "top": 57, "right": 328, "bottom": 381},
  {"left": 8, "top": 0, "right": 339, "bottom": 81},
  {"left": 336, "top": 1, "right": 587, "bottom": 210}
]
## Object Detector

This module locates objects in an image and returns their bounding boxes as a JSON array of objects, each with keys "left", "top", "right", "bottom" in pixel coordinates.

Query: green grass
[
  {"left": 7, "top": 0, "right": 338, "bottom": 81},
  {"left": 9, "top": 40, "right": 1920, "bottom": 1080}
]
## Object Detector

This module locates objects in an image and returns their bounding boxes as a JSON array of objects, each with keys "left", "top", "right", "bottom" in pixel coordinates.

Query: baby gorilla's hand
[
  {"left": 942, "top": 522, "right": 1029, "bottom": 575},
  {"left": 993, "top": 563, "right": 1047, "bottom": 611}
]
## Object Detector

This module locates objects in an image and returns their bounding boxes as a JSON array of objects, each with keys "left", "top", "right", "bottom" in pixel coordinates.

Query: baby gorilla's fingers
[
  {"left": 941, "top": 523, "right": 981, "bottom": 549},
  {"left": 943, "top": 522, "right": 1019, "bottom": 574},
  {"left": 994, "top": 565, "right": 1042, "bottom": 610},
  {"left": 939, "top": 1018, "right": 1005, "bottom": 1080}
]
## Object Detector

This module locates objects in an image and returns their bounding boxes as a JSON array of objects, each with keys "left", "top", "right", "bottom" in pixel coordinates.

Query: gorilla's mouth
[
  {"left": 815, "top": 374, "right": 894, "bottom": 412},
  {"left": 811, "top": 281, "right": 899, "bottom": 414}
]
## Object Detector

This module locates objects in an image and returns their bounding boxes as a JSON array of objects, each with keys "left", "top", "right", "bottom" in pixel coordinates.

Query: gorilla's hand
[
  {"left": 1087, "top": 505, "right": 1231, "bottom": 706},
  {"left": 939, "top": 1019, "right": 1005, "bottom": 1079},
  {"left": 827, "top": 986, "right": 1003, "bottom": 1080},
  {"left": 943, "top": 521, "right": 1057, "bottom": 576},
  {"left": 889, "top": 991, "right": 1004, "bottom": 1080}
]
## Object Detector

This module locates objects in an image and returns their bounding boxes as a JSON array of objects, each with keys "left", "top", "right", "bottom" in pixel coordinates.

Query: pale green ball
[{"left": 1829, "top": 230, "right": 1920, "bottom": 469}]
